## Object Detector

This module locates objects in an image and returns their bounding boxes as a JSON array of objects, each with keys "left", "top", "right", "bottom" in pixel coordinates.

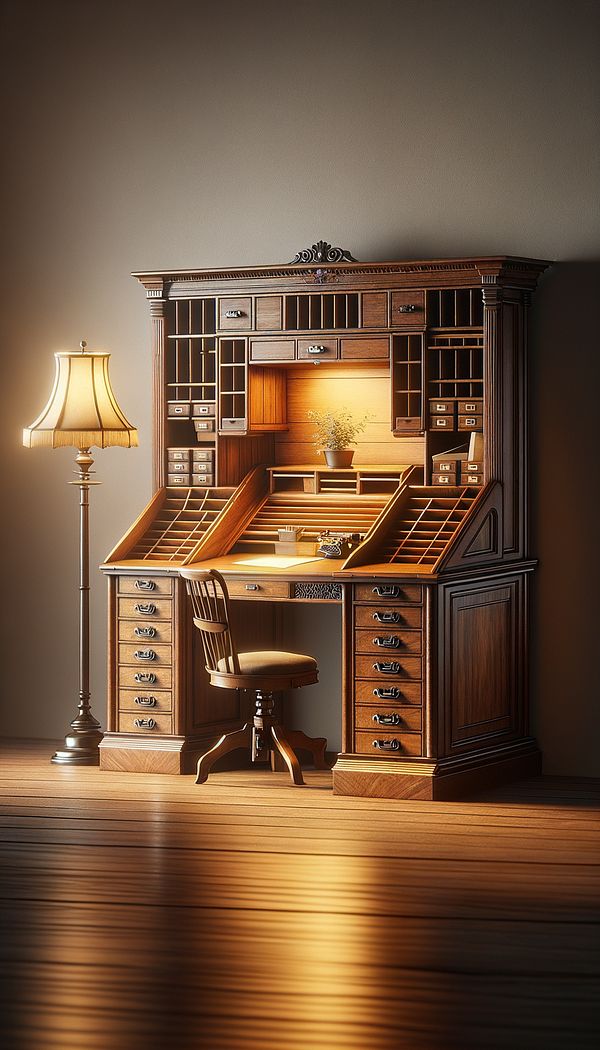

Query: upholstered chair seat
[{"left": 180, "top": 568, "right": 327, "bottom": 787}]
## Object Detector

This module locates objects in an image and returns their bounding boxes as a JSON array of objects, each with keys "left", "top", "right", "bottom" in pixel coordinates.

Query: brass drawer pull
[
  {"left": 225, "top": 309, "right": 243, "bottom": 318},
  {"left": 373, "top": 661, "right": 401, "bottom": 675},
  {"left": 372, "top": 585, "right": 401, "bottom": 599},
  {"left": 134, "top": 672, "right": 156, "bottom": 684},
  {"left": 133, "top": 717, "right": 157, "bottom": 730},
  {"left": 307, "top": 345, "right": 328, "bottom": 354},
  {"left": 373, "top": 635, "right": 401, "bottom": 649},
  {"left": 134, "top": 649, "right": 157, "bottom": 661},
  {"left": 372, "top": 738, "right": 401, "bottom": 751},
  {"left": 134, "top": 579, "right": 156, "bottom": 592},
  {"left": 134, "top": 626, "right": 156, "bottom": 638},
  {"left": 245, "top": 583, "right": 260, "bottom": 591},
  {"left": 134, "top": 602, "right": 156, "bottom": 615},
  {"left": 395, "top": 304, "right": 417, "bottom": 313},
  {"left": 372, "top": 712, "right": 402, "bottom": 726},
  {"left": 134, "top": 696, "right": 157, "bottom": 707},
  {"left": 372, "top": 687, "right": 401, "bottom": 699},
  {"left": 373, "top": 611, "right": 400, "bottom": 624}
]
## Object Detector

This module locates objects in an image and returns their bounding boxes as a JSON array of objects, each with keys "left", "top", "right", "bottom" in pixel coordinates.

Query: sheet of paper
[{"left": 234, "top": 556, "right": 322, "bottom": 568}]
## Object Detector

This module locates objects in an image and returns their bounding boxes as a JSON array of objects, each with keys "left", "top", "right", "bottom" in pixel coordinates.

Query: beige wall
[{"left": 1, "top": 0, "right": 598, "bottom": 773}]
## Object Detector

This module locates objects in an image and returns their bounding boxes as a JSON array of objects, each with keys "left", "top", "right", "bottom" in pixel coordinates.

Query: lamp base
[{"left": 51, "top": 713, "right": 103, "bottom": 765}]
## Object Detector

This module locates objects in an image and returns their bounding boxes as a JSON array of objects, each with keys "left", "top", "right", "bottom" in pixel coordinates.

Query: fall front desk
[{"left": 99, "top": 249, "right": 549, "bottom": 799}]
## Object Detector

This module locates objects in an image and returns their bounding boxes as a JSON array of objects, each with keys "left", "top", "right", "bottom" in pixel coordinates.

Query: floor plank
[{"left": 0, "top": 738, "right": 598, "bottom": 1050}]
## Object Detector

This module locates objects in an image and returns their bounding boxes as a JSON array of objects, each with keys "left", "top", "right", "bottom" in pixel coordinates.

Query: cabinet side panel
[{"left": 443, "top": 578, "right": 522, "bottom": 753}]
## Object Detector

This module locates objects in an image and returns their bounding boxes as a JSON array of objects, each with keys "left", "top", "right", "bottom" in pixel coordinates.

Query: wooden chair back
[{"left": 182, "top": 569, "right": 240, "bottom": 676}]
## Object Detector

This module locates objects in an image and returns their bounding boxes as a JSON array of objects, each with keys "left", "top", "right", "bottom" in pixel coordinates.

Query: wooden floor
[{"left": 0, "top": 740, "right": 598, "bottom": 1050}]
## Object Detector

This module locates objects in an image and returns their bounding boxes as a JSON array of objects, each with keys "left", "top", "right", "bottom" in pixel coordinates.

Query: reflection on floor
[{"left": 0, "top": 739, "right": 598, "bottom": 1050}]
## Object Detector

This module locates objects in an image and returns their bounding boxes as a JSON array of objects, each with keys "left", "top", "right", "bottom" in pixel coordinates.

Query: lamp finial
[{"left": 80, "top": 340, "right": 87, "bottom": 353}]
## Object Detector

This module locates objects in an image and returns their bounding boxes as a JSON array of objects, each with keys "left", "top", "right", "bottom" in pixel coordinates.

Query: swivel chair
[{"left": 181, "top": 568, "right": 327, "bottom": 786}]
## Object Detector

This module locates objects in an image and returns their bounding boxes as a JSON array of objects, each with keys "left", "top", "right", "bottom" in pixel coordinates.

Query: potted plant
[{"left": 307, "top": 407, "right": 371, "bottom": 468}]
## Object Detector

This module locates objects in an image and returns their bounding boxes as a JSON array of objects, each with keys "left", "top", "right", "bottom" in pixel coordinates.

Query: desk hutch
[{"left": 100, "top": 243, "right": 549, "bottom": 799}]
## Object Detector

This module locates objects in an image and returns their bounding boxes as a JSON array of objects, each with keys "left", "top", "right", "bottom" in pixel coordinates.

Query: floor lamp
[{"left": 23, "top": 341, "right": 138, "bottom": 765}]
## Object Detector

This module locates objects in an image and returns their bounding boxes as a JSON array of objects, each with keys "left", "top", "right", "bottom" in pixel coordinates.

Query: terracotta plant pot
[{"left": 323, "top": 449, "right": 354, "bottom": 468}]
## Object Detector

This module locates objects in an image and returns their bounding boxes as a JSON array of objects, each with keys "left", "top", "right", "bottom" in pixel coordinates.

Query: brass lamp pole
[{"left": 23, "top": 341, "right": 138, "bottom": 764}]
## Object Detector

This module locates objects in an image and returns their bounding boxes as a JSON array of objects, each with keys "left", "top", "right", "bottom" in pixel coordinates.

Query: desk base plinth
[
  {"left": 332, "top": 739, "right": 542, "bottom": 800},
  {"left": 98, "top": 731, "right": 246, "bottom": 775}
]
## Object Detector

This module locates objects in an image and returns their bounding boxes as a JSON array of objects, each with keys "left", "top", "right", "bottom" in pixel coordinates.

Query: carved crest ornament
[{"left": 289, "top": 240, "right": 358, "bottom": 265}]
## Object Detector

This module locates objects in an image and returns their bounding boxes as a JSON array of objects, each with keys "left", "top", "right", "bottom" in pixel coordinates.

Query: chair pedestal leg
[
  {"left": 270, "top": 724, "right": 304, "bottom": 786},
  {"left": 282, "top": 729, "right": 328, "bottom": 769},
  {"left": 195, "top": 723, "right": 253, "bottom": 784}
]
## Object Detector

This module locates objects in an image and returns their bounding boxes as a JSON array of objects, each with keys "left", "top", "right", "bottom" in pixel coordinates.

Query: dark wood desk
[{"left": 100, "top": 250, "right": 549, "bottom": 799}]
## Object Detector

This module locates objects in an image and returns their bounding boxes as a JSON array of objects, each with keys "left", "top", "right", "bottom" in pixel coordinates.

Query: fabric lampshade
[{"left": 23, "top": 349, "right": 138, "bottom": 449}]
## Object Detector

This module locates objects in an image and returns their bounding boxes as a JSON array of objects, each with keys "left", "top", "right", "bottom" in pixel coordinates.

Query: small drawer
[
  {"left": 193, "top": 419, "right": 215, "bottom": 433},
  {"left": 219, "top": 297, "right": 252, "bottom": 330},
  {"left": 118, "top": 642, "right": 172, "bottom": 665},
  {"left": 192, "top": 401, "right": 216, "bottom": 417},
  {"left": 390, "top": 290, "right": 425, "bottom": 326},
  {"left": 429, "top": 399, "right": 456, "bottom": 415},
  {"left": 354, "top": 583, "right": 422, "bottom": 604},
  {"left": 395, "top": 416, "right": 422, "bottom": 432},
  {"left": 430, "top": 415, "right": 455, "bottom": 430},
  {"left": 167, "top": 448, "right": 191, "bottom": 464},
  {"left": 458, "top": 414, "right": 483, "bottom": 431},
  {"left": 118, "top": 620, "right": 173, "bottom": 643},
  {"left": 220, "top": 418, "right": 246, "bottom": 431},
  {"left": 354, "top": 606, "right": 422, "bottom": 629},
  {"left": 458, "top": 399, "right": 483, "bottom": 414},
  {"left": 354, "top": 731, "right": 423, "bottom": 756},
  {"left": 466, "top": 460, "right": 483, "bottom": 473},
  {"left": 192, "top": 449, "right": 215, "bottom": 463},
  {"left": 118, "top": 597, "right": 173, "bottom": 620},
  {"left": 167, "top": 473, "right": 190, "bottom": 486},
  {"left": 297, "top": 339, "right": 338, "bottom": 361},
  {"left": 463, "top": 473, "right": 484, "bottom": 486},
  {"left": 168, "top": 402, "right": 191, "bottom": 418},
  {"left": 355, "top": 706, "right": 422, "bottom": 732},
  {"left": 192, "top": 472, "right": 214, "bottom": 486},
  {"left": 355, "top": 629, "right": 422, "bottom": 656},
  {"left": 118, "top": 712, "right": 173, "bottom": 734},
  {"left": 355, "top": 654, "right": 422, "bottom": 680},
  {"left": 354, "top": 680, "right": 422, "bottom": 705},
  {"left": 118, "top": 577, "right": 173, "bottom": 597},
  {"left": 432, "top": 472, "right": 457, "bottom": 485},
  {"left": 250, "top": 339, "right": 295, "bottom": 362},
  {"left": 118, "top": 689, "right": 172, "bottom": 713},
  {"left": 226, "top": 579, "right": 291, "bottom": 599},
  {"left": 168, "top": 461, "right": 189, "bottom": 473},
  {"left": 434, "top": 459, "right": 460, "bottom": 472},
  {"left": 340, "top": 337, "right": 389, "bottom": 360},
  {"left": 118, "top": 665, "right": 173, "bottom": 690}
]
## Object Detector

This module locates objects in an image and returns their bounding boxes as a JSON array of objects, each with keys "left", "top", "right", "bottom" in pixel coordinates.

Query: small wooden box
[
  {"left": 463, "top": 472, "right": 483, "bottom": 485},
  {"left": 193, "top": 419, "right": 215, "bottom": 433},
  {"left": 458, "top": 399, "right": 483, "bottom": 414},
  {"left": 395, "top": 416, "right": 422, "bottom": 432},
  {"left": 435, "top": 459, "right": 460, "bottom": 473},
  {"left": 192, "top": 401, "right": 216, "bottom": 417},
  {"left": 458, "top": 414, "right": 483, "bottom": 431},
  {"left": 192, "top": 472, "right": 214, "bottom": 486},
  {"left": 192, "top": 449, "right": 214, "bottom": 463},
  {"left": 167, "top": 473, "right": 190, "bottom": 486},
  {"left": 167, "top": 448, "right": 191, "bottom": 464},
  {"left": 429, "top": 399, "right": 456, "bottom": 415},
  {"left": 168, "top": 402, "right": 191, "bottom": 418},
  {"left": 430, "top": 415, "right": 455, "bottom": 430},
  {"left": 432, "top": 472, "right": 457, "bottom": 485},
  {"left": 220, "top": 417, "right": 246, "bottom": 431},
  {"left": 167, "top": 461, "right": 188, "bottom": 473}
]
